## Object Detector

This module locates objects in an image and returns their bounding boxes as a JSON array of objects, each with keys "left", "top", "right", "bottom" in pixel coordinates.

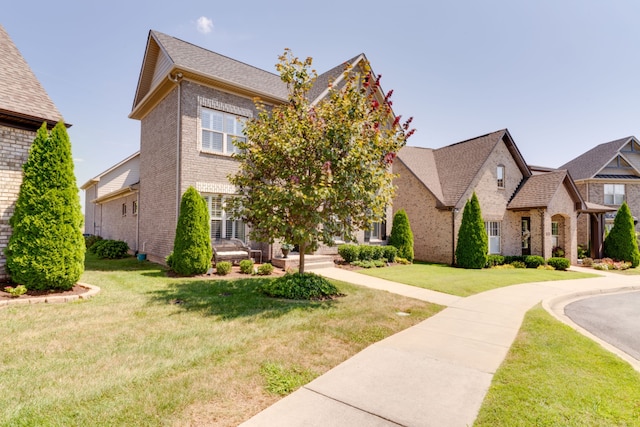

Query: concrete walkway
[{"left": 241, "top": 266, "right": 640, "bottom": 427}]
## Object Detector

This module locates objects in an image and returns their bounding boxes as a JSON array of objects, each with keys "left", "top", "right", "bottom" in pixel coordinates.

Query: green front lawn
[
  {"left": 0, "top": 254, "right": 442, "bottom": 426},
  {"left": 475, "top": 305, "right": 640, "bottom": 425},
  {"left": 358, "top": 263, "right": 598, "bottom": 297}
]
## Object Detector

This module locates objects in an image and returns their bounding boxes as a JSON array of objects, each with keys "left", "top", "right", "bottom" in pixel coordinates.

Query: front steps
[{"left": 271, "top": 254, "right": 336, "bottom": 271}]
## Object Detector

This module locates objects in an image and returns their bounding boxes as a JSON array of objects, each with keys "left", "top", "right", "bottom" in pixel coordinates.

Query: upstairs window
[
  {"left": 122, "top": 203, "right": 127, "bottom": 217},
  {"left": 497, "top": 165, "right": 505, "bottom": 189},
  {"left": 201, "top": 107, "right": 246, "bottom": 155},
  {"left": 604, "top": 184, "right": 624, "bottom": 205},
  {"left": 132, "top": 200, "right": 138, "bottom": 216}
]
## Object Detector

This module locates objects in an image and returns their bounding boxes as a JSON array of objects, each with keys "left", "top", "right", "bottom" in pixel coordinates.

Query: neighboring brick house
[
  {"left": 0, "top": 25, "right": 65, "bottom": 282},
  {"left": 84, "top": 30, "right": 391, "bottom": 264},
  {"left": 561, "top": 136, "right": 640, "bottom": 257},
  {"left": 393, "top": 129, "right": 593, "bottom": 265}
]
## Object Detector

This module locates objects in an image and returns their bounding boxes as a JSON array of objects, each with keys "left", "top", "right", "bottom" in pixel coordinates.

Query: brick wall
[
  {"left": 0, "top": 125, "right": 35, "bottom": 282},
  {"left": 98, "top": 194, "right": 139, "bottom": 252},
  {"left": 138, "top": 87, "right": 179, "bottom": 263}
]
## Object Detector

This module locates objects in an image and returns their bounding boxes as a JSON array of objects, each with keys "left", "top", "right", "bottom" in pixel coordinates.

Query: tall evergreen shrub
[
  {"left": 6, "top": 122, "right": 85, "bottom": 290},
  {"left": 604, "top": 202, "right": 640, "bottom": 267},
  {"left": 388, "top": 209, "right": 414, "bottom": 262},
  {"left": 455, "top": 192, "right": 488, "bottom": 269},
  {"left": 171, "top": 186, "right": 212, "bottom": 275}
]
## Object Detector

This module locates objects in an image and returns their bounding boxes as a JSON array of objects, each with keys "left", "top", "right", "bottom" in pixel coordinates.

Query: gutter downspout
[
  {"left": 136, "top": 190, "right": 140, "bottom": 253},
  {"left": 168, "top": 72, "right": 183, "bottom": 225}
]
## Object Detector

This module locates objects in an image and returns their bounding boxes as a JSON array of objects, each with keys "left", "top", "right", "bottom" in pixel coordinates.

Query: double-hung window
[
  {"left": 485, "top": 221, "right": 501, "bottom": 254},
  {"left": 201, "top": 107, "right": 246, "bottom": 155},
  {"left": 604, "top": 184, "right": 624, "bottom": 205},
  {"left": 551, "top": 221, "right": 559, "bottom": 248},
  {"left": 205, "top": 195, "right": 245, "bottom": 241},
  {"left": 497, "top": 165, "right": 505, "bottom": 189}
]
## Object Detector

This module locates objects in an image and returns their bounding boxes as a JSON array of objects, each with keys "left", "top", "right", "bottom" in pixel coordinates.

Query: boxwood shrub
[
  {"left": 216, "top": 261, "right": 232, "bottom": 275},
  {"left": 261, "top": 272, "right": 340, "bottom": 300},
  {"left": 94, "top": 240, "right": 129, "bottom": 259},
  {"left": 486, "top": 255, "right": 505, "bottom": 267},
  {"left": 547, "top": 257, "right": 570, "bottom": 271},
  {"left": 338, "top": 244, "right": 360, "bottom": 263},
  {"left": 239, "top": 259, "right": 254, "bottom": 274},
  {"left": 524, "top": 255, "right": 545, "bottom": 268}
]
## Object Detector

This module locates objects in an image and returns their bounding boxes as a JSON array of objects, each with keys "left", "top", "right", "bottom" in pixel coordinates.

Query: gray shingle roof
[
  {"left": 152, "top": 30, "right": 289, "bottom": 100},
  {"left": 559, "top": 137, "right": 632, "bottom": 181},
  {"left": 507, "top": 170, "right": 568, "bottom": 209},
  {"left": 397, "top": 146, "right": 444, "bottom": 205},
  {"left": 0, "top": 24, "right": 63, "bottom": 126},
  {"left": 434, "top": 130, "right": 508, "bottom": 207},
  {"left": 307, "top": 54, "right": 363, "bottom": 103}
]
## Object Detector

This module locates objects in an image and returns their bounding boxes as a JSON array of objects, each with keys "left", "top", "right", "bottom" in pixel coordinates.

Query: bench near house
[{"left": 0, "top": 25, "right": 66, "bottom": 282}]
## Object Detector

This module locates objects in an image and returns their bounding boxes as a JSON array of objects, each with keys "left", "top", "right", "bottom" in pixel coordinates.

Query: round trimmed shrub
[
  {"left": 257, "top": 263, "right": 274, "bottom": 276},
  {"left": 547, "top": 257, "right": 570, "bottom": 271},
  {"left": 261, "top": 272, "right": 340, "bottom": 300},
  {"left": 389, "top": 209, "right": 414, "bottom": 262},
  {"left": 524, "top": 255, "right": 545, "bottom": 268},
  {"left": 338, "top": 244, "right": 360, "bottom": 263},
  {"left": 486, "top": 254, "right": 505, "bottom": 267},
  {"left": 216, "top": 261, "right": 232, "bottom": 275},
  {"left": 383, "top": 245, "right": 397, "bottom": 263},
  {"left": 95, "top": 240, "right": 129, "bottom": 259},
  {"left": 239, "top": 259, "right": 255, "bottom": 274}
]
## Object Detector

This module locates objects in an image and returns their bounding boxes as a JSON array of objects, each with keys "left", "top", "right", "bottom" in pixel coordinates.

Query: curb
[
  {"left": 542, "top": 285, "right": 640, "bottom": 373},
  {"left": 0, "top": 282, "right": 100, "bottom": 309}
]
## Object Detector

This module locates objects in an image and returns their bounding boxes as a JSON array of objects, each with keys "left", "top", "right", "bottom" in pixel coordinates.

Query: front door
[{"left": 521, "top": 217, "right": 531, "bottom": 256}]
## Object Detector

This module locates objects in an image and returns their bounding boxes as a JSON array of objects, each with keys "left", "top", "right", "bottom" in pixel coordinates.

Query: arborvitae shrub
[
  {"left": 6, "top": 122, "right": 84, "bottom": 291},
  {"left": 171, "top": 187, "right": 212, "bottom": 276},
  {"left": 389, "top": 209, "right": 414, "bottom": 262},
  {"left": 455, "top": 193, "right": 488, "bottom": 269},
  {"left": 604, "top": 202, "right": 640, "bottom": 268}
]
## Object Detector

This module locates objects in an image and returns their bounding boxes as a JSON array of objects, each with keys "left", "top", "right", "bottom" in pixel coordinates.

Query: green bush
[
  {"left": 455, "top": 192, "right": 488, "bottom": 269},
  {"left": 5, "top": 122, "right": 85, "bottom": 291},
  {"left": 257, "top": 263, "right": 274, "bottom": 276},
  {"left": 582, "top": 257, "right": 594, "bottom": 267},
  {"left": 261, "top": 272, "right": 340, "bottom": 300},
  {"left": 604, "top": 202, "right": 640, "bottom": 268},
  {"left": 216, "top": 261, "right": 232, "bottom": 275},
  {"left": 388, "top": 209, "right": 414, "bottom": 262},
  {"left": 371, "top": 245, "right": 385, "bottom": 260},
  {"left": 239, "top": 259, "right": 255, "bottom": 274},
  {"left": 358, "top": 245, "right": 375, "bottom": 261},
  {"left": 4, "top": 285, "right": 27, "bottom": 297},
  {"left": 95, "top": 240, "right": 129, "bottom": 259},
  {"left": 504, "top": 255, "right": 525, "bottom": 264},
  {"left": 524, "top": 255, "right": 545, "bottom": 268},
  {"left": 577, "top": 245, "right": 588, "bottom": 259},
  {"left": 166, "top": 252, "right": 174, "bottom": 269},
  {"left": 382, "top": 245, "right": 397, "bottom": 263},
  {"left": 171, "top": 187, "right": 212, "bottom": 276},
  {"left": 84, "top": 235, "right": 102, "bottom": 249},
  {"left": 486, "top": 255, "right": 505, "bottom": 267},
  {"left": 552, "top": 246, "right": 565, "bottom": 258},
  {"left": 511, "top": 261, "right": 526, "bottom": 269},
  {"left": 338, "top": 244, "right": 360, "bottom": 263},
  {"left": 395, "top": 257, "right": 411, "bottom": 265},
  {"left": 88, "top": 239, "right": 108, "bottom": 254},
  {"left": 547, "top": 257, "right": 570, "bottom": 271},
  {"left": 352, "top": 259, "right": 385, "bottom": 268}
]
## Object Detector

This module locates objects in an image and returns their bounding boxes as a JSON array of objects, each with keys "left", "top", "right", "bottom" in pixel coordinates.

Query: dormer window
[{"left": 497, "top": 165, "right": 505, "bottom": 189}]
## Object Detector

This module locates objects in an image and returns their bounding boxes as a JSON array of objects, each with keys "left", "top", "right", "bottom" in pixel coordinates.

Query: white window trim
[
  {"left": 497, "top": 165, "right": 505, "bottom": 189},
  {"left": 199, "top": 105, "right": 247, "bottom": 156},
  {"left": 204, "top": 194, "right": 246, "bottom": 241},
  {"left": 485, "top": 221, "right": 501, "bottom": 254},
  {"left": 604, "top": 183, "right": 625, "bottom": 205}
]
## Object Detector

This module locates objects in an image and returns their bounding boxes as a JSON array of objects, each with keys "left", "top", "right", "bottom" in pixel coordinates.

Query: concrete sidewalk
[{"left": 241, "top": 267, "right": 640, "bottom": 427}]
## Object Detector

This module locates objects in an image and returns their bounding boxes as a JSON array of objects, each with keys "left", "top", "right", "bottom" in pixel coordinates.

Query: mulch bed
[
  {"left": 167, "top": 264, "right": 287, "bottom": 280},
  {"left": 0, "top": 283, "right": 90, "bottom": 300}
]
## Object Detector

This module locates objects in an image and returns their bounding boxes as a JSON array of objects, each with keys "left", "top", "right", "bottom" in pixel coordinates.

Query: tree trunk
[{"left": 298, "top": 241, "right": 306, "bottom": 274}]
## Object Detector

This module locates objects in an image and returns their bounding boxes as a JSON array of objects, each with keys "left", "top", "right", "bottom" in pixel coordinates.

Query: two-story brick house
[
  {"left": 83, "top": 30, "right": 392, "bottom": 264},
  {"left": 561, "top": 136, "right": 640, "bottom": 256},
  {"left": 0, "top": 25, "right": 65, "bottom": 282},
  {"left": 393, "top": 129, "right": 595, "bottom": 265}
]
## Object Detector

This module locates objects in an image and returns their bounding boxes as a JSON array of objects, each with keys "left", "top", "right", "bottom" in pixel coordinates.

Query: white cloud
[{"left": 196, "top": 16, "right": 214, "bottom": 34}]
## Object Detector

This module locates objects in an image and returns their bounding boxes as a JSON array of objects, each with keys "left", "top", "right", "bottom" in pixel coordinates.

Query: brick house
[
  {"left": 0, "top": 25, "right": 65, "bottom": 282},
  {"left": 393, "top": 129, "right": 599, "bottom": 265},
  {"left": 83, "top": 30, "right": 392, "bottom": 264},
  {"left": 560, "top": 136, "right": 640, "bottom": 257}
]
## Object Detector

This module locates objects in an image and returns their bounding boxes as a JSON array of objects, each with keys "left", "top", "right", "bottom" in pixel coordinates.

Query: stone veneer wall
[{"left": 0, "top": 125, "right": 35, "bottom": 282}]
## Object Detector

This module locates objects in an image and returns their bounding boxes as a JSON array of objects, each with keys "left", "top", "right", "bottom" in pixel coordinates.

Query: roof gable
[
  {"left": 507, "top": 170, "right": 584, "bottom": 210},
  {"left": 433, "top": 129, "right": 531, "bottom": 207},
  {"left": 560, "top": 136, "right": 633, "bottom": 181},
  {"left": 396, "top": 146, "right": 445, "bottom": 205},
  {"left": 0, "top": 25, "right": 64, "bottom": 128}
]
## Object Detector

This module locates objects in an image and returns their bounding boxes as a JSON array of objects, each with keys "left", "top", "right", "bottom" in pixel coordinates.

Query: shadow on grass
[
  {"left": 84, "top": 254, "right": 163, "bottom": 273},
  {"left": 146, "top": 278, "right": 337, "bottom": 320}
]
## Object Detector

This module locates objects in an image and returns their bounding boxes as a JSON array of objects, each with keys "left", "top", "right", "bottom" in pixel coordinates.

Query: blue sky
[{"left": 4, "top": 0, "right": 640, "bottom": 194}]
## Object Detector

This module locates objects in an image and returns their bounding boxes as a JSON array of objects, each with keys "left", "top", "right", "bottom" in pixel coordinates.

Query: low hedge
[
  {"left": 547, "top": 257, "right": 570, "bottom": 271},
  {"left": 338, "top": 244, "right": 398, "bottom": 263},
  {"left": 92, "top": 239, "right": 129, "bottom": 259}
]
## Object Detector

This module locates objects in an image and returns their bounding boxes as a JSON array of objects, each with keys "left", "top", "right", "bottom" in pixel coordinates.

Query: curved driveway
[{"left": 565, "top": 290, "right": 640, "bottom": 360}]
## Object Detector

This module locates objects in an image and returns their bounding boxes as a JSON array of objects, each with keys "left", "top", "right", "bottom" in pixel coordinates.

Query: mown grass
[
  {"left": 475, "top": 305, "right": 640, "bottom": 426},
  {"left": 0, "top": 254, "right": 442, "bottom": 426},
  {"left": 358, "top": 262, "right": 598, "bottom": 296}
]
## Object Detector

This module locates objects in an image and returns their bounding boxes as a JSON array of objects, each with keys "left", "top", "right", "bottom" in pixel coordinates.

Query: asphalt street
[{"left": 565, "top": 291, "right": 640, "bottom": 360}]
